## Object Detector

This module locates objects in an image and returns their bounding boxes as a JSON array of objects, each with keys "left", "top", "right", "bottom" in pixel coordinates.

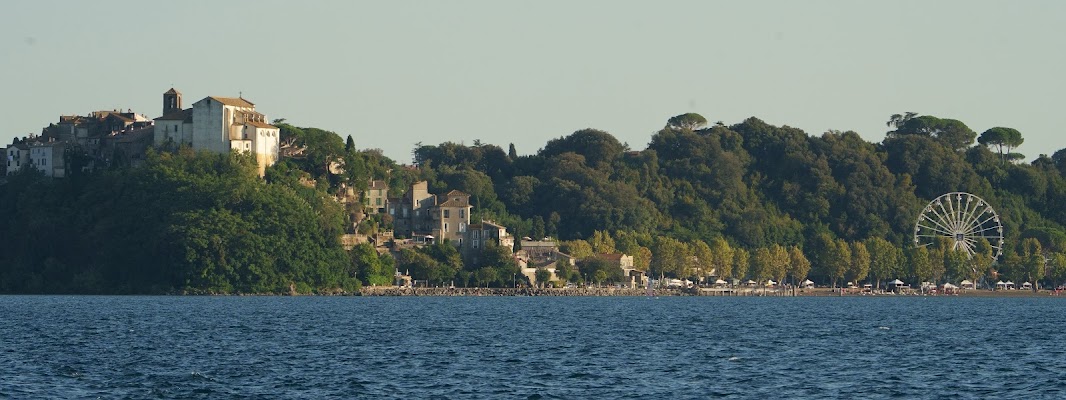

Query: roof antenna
[{"left": 239, "top": 91, "right": 243, "bottom": 99}]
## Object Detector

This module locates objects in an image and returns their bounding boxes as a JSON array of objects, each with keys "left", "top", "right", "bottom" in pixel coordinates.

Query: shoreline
[
  {"left": 358, "top": 286, "right": 1066, "bottom": 297},
  {"left": 360, "top": 285, "right": 1066, "bottom": 298}
]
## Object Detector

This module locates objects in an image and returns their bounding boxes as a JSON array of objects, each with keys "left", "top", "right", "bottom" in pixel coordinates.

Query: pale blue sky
[{"left": 3, "top": 1, "right": 1064, "bottom": 163}]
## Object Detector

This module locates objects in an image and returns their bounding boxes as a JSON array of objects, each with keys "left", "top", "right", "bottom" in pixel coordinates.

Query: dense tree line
[
  {"left": 0, "top": 148, "right": 358, "bottom": 294},
  {"left": 4, "top": 111, "right": 1066, "bottom": 293},
  {"left": 411, "top": 113, "right": 1066, "bottom": 289}
]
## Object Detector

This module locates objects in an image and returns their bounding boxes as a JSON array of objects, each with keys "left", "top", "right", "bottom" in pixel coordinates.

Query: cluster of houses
[
  {"left": 3, "top": 89, "right": 646, "bottom": 288},
  {"left": 352, "top": 179, "right": 646, "bottom": 288},
  {"left": 4, "top": 89, "right": 280, "bottom": 178}
]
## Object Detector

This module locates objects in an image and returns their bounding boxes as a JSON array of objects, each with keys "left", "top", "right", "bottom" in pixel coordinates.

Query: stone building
[
  {"left": 153, "top": 88, "right": 280, "bottom": 176},
  {"left": 364, "top": 179, "right": 388, "bottom": 214}
]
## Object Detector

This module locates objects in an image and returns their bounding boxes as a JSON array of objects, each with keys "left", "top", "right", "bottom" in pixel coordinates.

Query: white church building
[{"left": 154, "top": 88, "right": 279, "bottom": 176}]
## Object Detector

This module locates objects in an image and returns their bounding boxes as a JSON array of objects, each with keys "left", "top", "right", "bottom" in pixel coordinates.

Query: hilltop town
[
  {"left": 2, "top": 90, "right": 647, "bottom": 291},
  {"left": 5, "top": 90, "right": 1066, "bottom": 295}
]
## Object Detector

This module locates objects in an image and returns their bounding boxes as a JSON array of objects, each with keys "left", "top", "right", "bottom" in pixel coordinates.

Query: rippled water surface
[{"left": 2, "top": 296, "right": 1065, "bottom": 399}]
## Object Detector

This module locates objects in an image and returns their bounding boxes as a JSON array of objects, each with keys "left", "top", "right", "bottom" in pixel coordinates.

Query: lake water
[{"left": 1, "top": 295, "right": 1064, "bottom": 399}]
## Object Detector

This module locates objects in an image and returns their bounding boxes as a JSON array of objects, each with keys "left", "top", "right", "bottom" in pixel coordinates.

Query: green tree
[
  {"left": 977, "top": 127, "right": 1024, "bottom": 163},
  {"left": 770, "top": 244, "right": 790, "bottom": 284},
  {"left": 590, "top": 230, "right": 617, "bottom": 254},
  {"left": 666, "top": 113, "right": 709, "bottom": 131},
  {"left": 827, "top": 239, "right": 851, "bottom": 288},
  {"left": 475, "top": 267, "right": 499, "bottom": 287},
  {"left": 788, "top": 246, "right": 811, "bottom": 285},
  {"left": 690, "top": 240, "right": 714, "bottom": 284},
  {"left": 752, "top": 247, "right": 774, "bottom": 283},
  {"left": 561, "top": 239, "right": 593, "bottom": 260},
  {"left": 1020, "top": 237, "right": 1045, "bottom": 290},
  {"left": 866, "top": 237, "right": 899, "bottom": 289},
  {"left": 710, "top": 238, "right": 735, "bottom": 280},
  {"left": 650, "top": 237, "right": 687, "bottom": 278},
  {"left": 351, "top": 243, "right": 391, "bottom": 286},
  {"left": 535, "top": 268, "right": 551, "bottom": 287},
  {"left": 848, "top": 241, "right": 871, "bottom": 285},
  {"left": 1049, "top": 252, "right": 1066, "bottom": 289},
  {"left": 909, "top": 247, "right": 933, "bottom": 284},
  {"left": 887, "top": 114, "right": 977, "bottom": 150},
  {"left": 733, "top": 248, "right": 750, "bottom": 281}
]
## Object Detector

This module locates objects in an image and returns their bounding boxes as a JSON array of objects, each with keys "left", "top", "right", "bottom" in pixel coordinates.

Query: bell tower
[{"left": 163, "top": 88, "right": 182, "bottom": 116}]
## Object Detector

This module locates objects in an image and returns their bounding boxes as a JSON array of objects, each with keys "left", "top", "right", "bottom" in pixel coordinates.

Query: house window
[
  {"left": 460, "top": 209, "right": 465, "bottom": 218},
  {"left": 41, "top": 158, "right": 46, "bottom": 166},
  {"left": 444, "top": 210, "right": 450, "bottom": 218},
  {"left": 444, "top": 223, "right": 449, "bottom": 232},
  {"left": 375, "top": 198, "right": 382, "bottom": 206},
  {"left": 473, "top": 239, "right": 479, "bottom": 249},
  {"left": 459, "top": 223, "right": 466, "bottom": 233}
]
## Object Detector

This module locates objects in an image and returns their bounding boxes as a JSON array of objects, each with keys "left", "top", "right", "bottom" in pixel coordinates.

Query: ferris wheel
[{"left": 914, "top": 192, "right": 1004, "bottom": 262}]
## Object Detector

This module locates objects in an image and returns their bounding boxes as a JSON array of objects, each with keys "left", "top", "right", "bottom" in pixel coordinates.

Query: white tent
[
  {"left": 714, "top": 279, "right": 728, "bottom": 286},
  {"left": 766, "top": 280, "right": 777, "bottom": 286},
  {"left": 996, "top": 280, "right": 1007, "bottom": 290},
  {"left": 942, "top": 283, "right": 957, "bottom": 289},
  {"left": 960, "top": 280, "right": 975, "bottom": 289},
  {"left": 801, "top": 279, "right": 815, "bottom": 288},
  {"left": 1021, "top": 282, "right": 1033, "bottom": 290},
  {"left": 745, "top": 279, "right": 757, "bottom": 286},
  {"left": 1005, "top": 281, "right": 1015, "bottom": 289},
  {"left": 891, "top": 279, "right": 905, "bottom": 285}
]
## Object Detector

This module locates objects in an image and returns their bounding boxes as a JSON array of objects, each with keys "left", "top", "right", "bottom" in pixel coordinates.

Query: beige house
[
  {"left": 388, "top": 181, "right": 472, "bottom": 245},
  {"left": 364, "top": 179, "right": 388, "bottom": 214},
  {"left": 598, "top": 253, "right": 645, "bottom": 288}
]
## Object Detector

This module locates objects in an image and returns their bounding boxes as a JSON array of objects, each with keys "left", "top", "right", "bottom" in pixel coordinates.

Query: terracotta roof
[
  {"left": 155, "top": 108, "right": 192, "bottom": 121},
  {"left": 165, "top": 88, "right": 181, "bottom": 95},
  {"left": 369, "top": 180, "right": 387, "bottom": 190},
  {"left": 437, "top": 197, "right": 469, "bottom": 208},
  {"left": 209, "top": 96, "right": 255, "bottom": 108},
  {"left": 245, "top": 120, "right": 277, "bottom": 129},
  {"left": 445, "top": 189, "right": 469, "bottom": 197},
  {"left": 599, "top": 253, "right": 626, "bottom": 262},
  {"left": 108, "top": 113, "right": 134, "bottom": 122}
]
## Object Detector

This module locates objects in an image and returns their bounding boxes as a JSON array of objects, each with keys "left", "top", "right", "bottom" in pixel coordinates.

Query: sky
[{"left": 2, "top": 0, "right": 1064, "bottom": 163}]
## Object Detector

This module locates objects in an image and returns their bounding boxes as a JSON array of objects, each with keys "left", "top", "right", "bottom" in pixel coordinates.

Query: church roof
[
  {"left": 245, "top": 120, "right": 276, "bottom": 129},
  {"left": 209, "top": 96, "right": 255, "bottom": 108},
  {"left": 165, "top": 88, "right": 181, "bottom": 95},
  {"left": 155, "top": 108, "right": 193, "bottom": 122}
]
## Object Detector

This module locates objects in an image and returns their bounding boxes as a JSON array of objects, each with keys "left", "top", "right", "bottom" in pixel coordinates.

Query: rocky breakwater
[{"left": 360, "top": 287, "right": 694, "bottom": 296}]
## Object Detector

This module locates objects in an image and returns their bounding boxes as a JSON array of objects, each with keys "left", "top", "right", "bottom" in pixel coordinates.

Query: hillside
[{"left": 2, "top": 113, "right": 1066, "bottom": 293}]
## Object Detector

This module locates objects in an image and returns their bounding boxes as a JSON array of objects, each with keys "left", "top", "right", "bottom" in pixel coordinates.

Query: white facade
[
  {"left": 32, "top": 142, "right": 65, "bottom": 177},
  {"left": 5, "top": 145, "right": 29, "bottom": 175},
  {"left": 153, "top": 116, "right": 192, "bottom": 147},
  {"left": 155, "top": 91, "right": 280, "bottom": 176}
]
